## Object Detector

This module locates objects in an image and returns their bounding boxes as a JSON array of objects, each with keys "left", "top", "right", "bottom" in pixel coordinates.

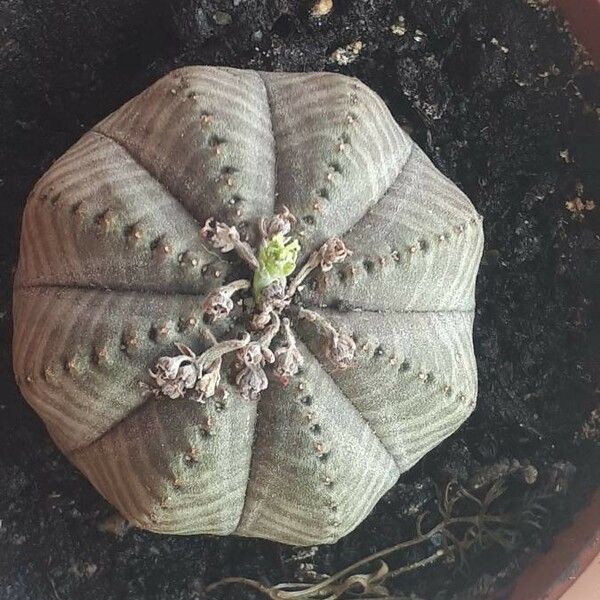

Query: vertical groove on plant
[
  {"left": 13, "top": 287, "right": 235, "bottom": 452},
  {"left": 15, "top": 133, "right": 229, "bottom": 293},
  {"left": 297, "top": 143, "right": 484, "bottom": 313},
  {"left": 295, "top": 308, "right": 477, "bottom": 471},
  {"left": 258, "top": 71, "right": 412, "bottom": 259},
  {"left": 234, "top": 342, "right": 400, "bottom": 545},
  {"left": 70, "top": 385, "right": 256, "bottom": 535},
  {"left": 94, "top": 67, "right": 276, "bottom": 233}
]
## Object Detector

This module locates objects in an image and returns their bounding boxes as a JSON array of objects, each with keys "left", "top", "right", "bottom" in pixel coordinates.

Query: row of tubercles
[
  {"left": 155, "top": 389, "right": 230, "bottom": 523},
  {"left": 37, "top": 78, "right": 245, "bottom": 268},
  {"left": 337, "top": 214, "right": 484, "bottom": 282},
  {"left": 294, "top": 377, "right": 341, "bottom": 539},
  {"left": 18, "top": 322, "right": 227, "bottom": 526},
  {"left": 30, "top": 179, "right": 227, "bottom": 281},
  {"left": 145, "top": 391, "right": 226, "bottom": 525},
  {"left": 170, "top": 72, "right": 249, "bottom": 227},
  {"left": 296, "top": 84, "right": 360, "bottom": 239},
  {"left": 357, "top": 337, "right": 475, "bottom": 409},
  {"left": 19, "top": 316, "right": 216, "bottom": 384},
  {"left": 74, "top": 204, "right": 227, "bottom": 281}
]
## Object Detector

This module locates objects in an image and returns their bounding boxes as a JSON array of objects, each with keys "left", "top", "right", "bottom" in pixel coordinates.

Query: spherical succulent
[{"left": 13, "top": 66, "right": 484, "bottom": 546}]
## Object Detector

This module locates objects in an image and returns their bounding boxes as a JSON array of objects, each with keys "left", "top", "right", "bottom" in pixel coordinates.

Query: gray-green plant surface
[{"left": 12, "top": 66, "right": 484, "bottom": 546}]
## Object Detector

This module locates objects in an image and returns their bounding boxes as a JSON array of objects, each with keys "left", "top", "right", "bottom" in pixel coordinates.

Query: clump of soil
[{"left": 0, "top": 1, "right": 598, "bottom": 598}]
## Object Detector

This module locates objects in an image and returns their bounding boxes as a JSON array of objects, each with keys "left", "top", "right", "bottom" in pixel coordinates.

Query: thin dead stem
[{"left": 206, "top": 480, "right": 522, "bottom": 600}]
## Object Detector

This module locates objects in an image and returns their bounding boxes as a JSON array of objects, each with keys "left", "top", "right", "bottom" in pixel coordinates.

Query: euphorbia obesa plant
[{"left": 12, "top": 66, "right": 484, "bottom": 545}]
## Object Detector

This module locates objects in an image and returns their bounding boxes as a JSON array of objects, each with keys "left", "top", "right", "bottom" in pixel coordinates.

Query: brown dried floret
[
  {"left": 259, "top": 205, "right": 297, "bottom": 240},
  {"left": 202, "top": 279, "right": 250, "bottom": 322},
  {"left": 200, "top": 217, "right": 259, "bottom": 269},
  {"left": 272, "top": 317, "right": 304, "bottom": 386},
  {"left": 299, "top": 308, "right": 355, "bottom": 369},
  {"left": 287, "top": 238, "right": 351, "bottom": 297},
  {"left": 149, "top": 335, "right": 250, "bottom": 400}
]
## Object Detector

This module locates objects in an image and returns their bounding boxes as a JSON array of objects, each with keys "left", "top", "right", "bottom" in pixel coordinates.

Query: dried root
[
  {"left": 206, "top": 480, "right": 539, "bottom": 599},
  {"left": 469, "top": 458, "right": 538, "bottom": 489}
]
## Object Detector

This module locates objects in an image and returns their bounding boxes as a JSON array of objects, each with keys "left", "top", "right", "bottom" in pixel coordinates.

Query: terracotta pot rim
[
  {"left": 553, "top": 0, "right": 600, "bottom": 67},
  {"left": 509, "top": 2, "right": 600, "bottom": 598},
  {"left": 510, "top": 488, "right": 600, "bottom": 599}
]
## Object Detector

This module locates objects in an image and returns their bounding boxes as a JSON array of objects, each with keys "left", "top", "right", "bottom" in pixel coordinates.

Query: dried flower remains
[{"left": 148, "top": 207, "right": 351, "bottom": 402}]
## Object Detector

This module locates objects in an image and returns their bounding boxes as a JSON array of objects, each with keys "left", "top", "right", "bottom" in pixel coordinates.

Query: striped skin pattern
[{"left": 13, "top": 66, "right": 484, "bottom": 546}]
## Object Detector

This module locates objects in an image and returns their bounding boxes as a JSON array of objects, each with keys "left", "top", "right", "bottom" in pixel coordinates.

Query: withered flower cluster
[
  {"left": 149, "top": 335, "right": 249, "bottom": 402},
  {"left": 149, "top": 207, "right": 354, "bottom": 401}
]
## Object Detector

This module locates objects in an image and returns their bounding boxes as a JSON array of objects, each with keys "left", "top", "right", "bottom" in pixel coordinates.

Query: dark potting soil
[{"left": 0, "top": 1, "right": 599, "bottom": 598}]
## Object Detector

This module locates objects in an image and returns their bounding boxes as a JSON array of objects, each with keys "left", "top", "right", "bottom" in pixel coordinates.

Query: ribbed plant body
[{"left": 12, "top": 67, "right": 484, "bottom": 545}]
